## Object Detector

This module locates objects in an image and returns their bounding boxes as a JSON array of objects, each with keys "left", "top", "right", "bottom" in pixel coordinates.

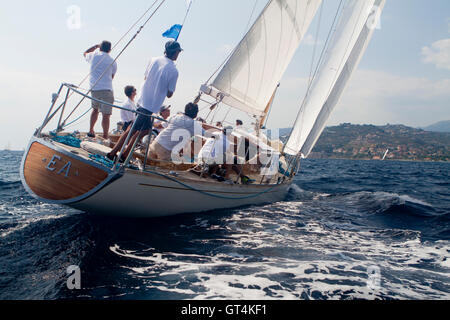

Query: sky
[{"left": 0, "top": 0, "right": 449, "bottom": 150}]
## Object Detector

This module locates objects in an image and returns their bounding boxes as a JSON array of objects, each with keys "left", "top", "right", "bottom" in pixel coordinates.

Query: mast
[{"left": 259, "top": 83, "right": 280, "bottom": 130}]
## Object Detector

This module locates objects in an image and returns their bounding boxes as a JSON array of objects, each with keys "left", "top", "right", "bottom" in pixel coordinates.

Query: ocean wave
[
  {"left": 105, "top": 218, "right": 450, "bottom": 300},
  {"left": 287, "top": 184, "right": 330, "bottom": 202},
  {"left": 0, "top": 180, "right": 22, "bottom": 188},
  {"left": 338, "top": 191, "right": 437, "bottom": 217}
]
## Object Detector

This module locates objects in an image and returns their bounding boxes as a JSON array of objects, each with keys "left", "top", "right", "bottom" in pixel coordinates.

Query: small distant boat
[
  {"left": 20, "top": 0, "right": 386, "bottom": 218},
  {"left": 382, "top": 149, "right": 389, "bottom": 161}
]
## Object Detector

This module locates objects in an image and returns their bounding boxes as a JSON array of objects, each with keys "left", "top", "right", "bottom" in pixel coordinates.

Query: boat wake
[
  {"left": 103, "top": 201, "right": 450, "bottom": 300},
  {"left": 0, "top": 151, "right": 449, "bottom": 300}
]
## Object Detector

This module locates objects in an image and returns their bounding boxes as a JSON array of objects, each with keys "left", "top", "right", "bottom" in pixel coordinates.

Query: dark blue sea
[{"left": 0, "top": 150, "right": 449, "bottom": 300}]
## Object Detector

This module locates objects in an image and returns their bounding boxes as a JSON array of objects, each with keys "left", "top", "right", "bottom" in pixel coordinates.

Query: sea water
[{"left": 0, "top": 150, "right": 449, "bottom": 300}]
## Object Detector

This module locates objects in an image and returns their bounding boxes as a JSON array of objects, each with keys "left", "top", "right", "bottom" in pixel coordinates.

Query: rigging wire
[
  {"left": 63, "top": 108, "right": 92, "bottom": 130},
  {"left": 145, "top": 169, "right": 281, "bottom": 200},
  {"left": 221, "top": 107, "right": 233, "bottom": 124},
  {"left": 204, "top": 0, "right": 260, "bottom": 86},
  {"left": 76, "top": 0, "right": 161, "bottom": 89},
  {"left": 64, "top": 0, "right": 196, "bottom": 131},
  {"left": 52, "top": 0, "right": 161, "bottom": 128},
  {"left": 292, "top": 1, "right": 371, "bottom": 157},
  {"left": 61, "top": 0, "right": 167, "bottom": 128},
  {"left": 307, "top": 1, "right": 324, "bottom": 92},
  {"left": 323, "top": 2, "right": 369, "bottom": 102},
  {"left": 283, "top": 0, "right": 344, "bottom": 155},
  {"left": 289, "top": 0, "right": 325, "bottom": 156},
  {"left": 201, "top": 0, "right": 260, "bottom": 125},
  {"left": 176, "top": 0, "right": 194, "bottom": 41}
]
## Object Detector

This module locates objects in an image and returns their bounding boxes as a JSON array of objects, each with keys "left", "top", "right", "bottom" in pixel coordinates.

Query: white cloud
[
  {"left": 331, "top": 69, "right": 450, "bottom": 127},
  {"left": 421, "top": 38, "right": 450, "bottom": 70},
  {"left": 270, "top": 70, "right": 450, "bottom": 130}
]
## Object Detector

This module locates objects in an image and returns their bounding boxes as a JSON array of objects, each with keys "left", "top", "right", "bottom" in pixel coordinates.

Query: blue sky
[{"left": 0, "top": 0, "right": 449, "bottom": 150}]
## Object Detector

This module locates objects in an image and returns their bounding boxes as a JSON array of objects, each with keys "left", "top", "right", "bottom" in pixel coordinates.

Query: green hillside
[{"left": 304, "top": 123, "right": 450, "bottom": 161}]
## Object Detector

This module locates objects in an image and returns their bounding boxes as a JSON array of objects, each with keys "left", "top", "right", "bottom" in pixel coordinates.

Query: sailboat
[
  {"left": 382, "top": 149, "right": 389, "bottom": 160},
  {"left": 20, "top": 0, "right": 386, "bottom": 218}
]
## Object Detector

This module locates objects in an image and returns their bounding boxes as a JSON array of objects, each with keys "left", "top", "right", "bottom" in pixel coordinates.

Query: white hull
[
  {"left": 21, "top": 137, "right": 292, "bottom": 219},
  {"left": 71, "top": 169, "right": 291, "bottom": 218}
]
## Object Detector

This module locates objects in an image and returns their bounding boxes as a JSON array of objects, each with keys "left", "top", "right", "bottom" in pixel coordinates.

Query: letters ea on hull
[{"left": 22, "top": 141, "right": 110, "bottom": 202}]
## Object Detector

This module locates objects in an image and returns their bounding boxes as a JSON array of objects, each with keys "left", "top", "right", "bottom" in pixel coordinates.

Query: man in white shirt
[
  {"left": 84, "top": 41, "right": 117, "bottom": 139},
  {"left": 138, "top": 42, "right": 180, "bottom": 114},
  {"left": 149, "top": 103, "right": 204, "bottom": 161},
  {"left": 107, "top": 41, "right": 182, "bottom": 162}
]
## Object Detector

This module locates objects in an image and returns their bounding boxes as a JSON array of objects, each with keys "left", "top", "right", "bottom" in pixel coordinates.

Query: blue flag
[{"left": 162, "top": 24, "right": 183, "bottom": 40}]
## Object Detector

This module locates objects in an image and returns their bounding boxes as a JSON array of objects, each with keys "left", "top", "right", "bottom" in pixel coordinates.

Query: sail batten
[
  {"left": 285, "top": 0, "right": 386, "bottom": 157},
  {"left": 202, "top": 0, "right": 323, "bottom": 116}
]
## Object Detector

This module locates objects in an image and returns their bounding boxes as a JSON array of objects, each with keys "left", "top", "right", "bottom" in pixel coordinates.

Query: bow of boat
[{"left": 20, "top": 137, "right": 116, "bottom": 205}]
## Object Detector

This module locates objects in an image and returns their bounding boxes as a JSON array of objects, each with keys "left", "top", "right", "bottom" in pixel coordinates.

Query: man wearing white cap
[{"left": 153, "top": 105, "right": 171, "bottom": 135}]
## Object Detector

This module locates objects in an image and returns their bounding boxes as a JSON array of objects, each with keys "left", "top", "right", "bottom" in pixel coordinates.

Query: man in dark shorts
[
  {"left": 107, "top": 108, "right": 154, "bottom": 162},
  {"left": 107, "top": 41, "right": 182, "bottom": 162}
]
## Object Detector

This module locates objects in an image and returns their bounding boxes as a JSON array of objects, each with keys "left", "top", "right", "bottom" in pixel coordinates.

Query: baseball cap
[{"left": 165, "top": 41, "right": 183, "bottom": 54}]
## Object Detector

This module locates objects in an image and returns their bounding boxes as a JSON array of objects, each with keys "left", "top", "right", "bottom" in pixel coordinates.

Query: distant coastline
[
  {"left": 2, "top": 122, "right": 449, "bottom": 162},
  {"left": 297, "top": 123, "right": 449, "bottom": 162},
  {"left": 277, "top": 122, "right": 450, "bottom": 162}
]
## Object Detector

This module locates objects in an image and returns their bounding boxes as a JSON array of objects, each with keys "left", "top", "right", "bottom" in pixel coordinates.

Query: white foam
[
  {"left": 0, "top": 212, "right": 70, "bottom": 238},
  {"left": 107, "top": 202, "right": 450, "bottom": 300},
  {"left": 369, "top": 192, "right": 432, "bottom": 207},
  {"left": 399, "top": 195, "right": 433, "bottom": 207},
  {"left": 288, "top": 184, "right": 304, "bottom": 194}
]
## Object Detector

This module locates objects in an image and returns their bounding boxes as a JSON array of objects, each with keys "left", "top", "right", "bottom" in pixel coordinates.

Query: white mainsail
[
  {"left": 201, "top": 0, "right": 322, "bottom": 117},
  {"left": 285, "top": 0, "right": 386, "bottom": 156}
]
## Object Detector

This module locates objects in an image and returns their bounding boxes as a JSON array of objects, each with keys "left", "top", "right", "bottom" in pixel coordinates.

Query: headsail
[
  {"left": 285, "top": 0, "right": 386, "bottom": 156},
  {"left": 201, "top": 0, "right": 322, "bottom": 117}
]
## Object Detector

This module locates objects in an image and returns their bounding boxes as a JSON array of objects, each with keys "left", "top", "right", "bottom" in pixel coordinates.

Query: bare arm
[
  {"left": 167, "top": 70, "right": 178, "bottom": 98},
  {"left": 201, "top": 123, "right": 221, "bottom": 138},
  {"left": 84, "top": 44, "right": 100, "bottom": 57},
  {"left": 202, "top": 123, "right": 220, "bottom": 132}
]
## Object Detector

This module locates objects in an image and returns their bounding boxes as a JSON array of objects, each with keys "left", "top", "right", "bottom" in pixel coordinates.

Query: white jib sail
[
  {"left": 201, "top": 0, "right": 322, "bottom": 117},
  {"left": 285, "top": 0, "right": 386, "bottom": 156}
]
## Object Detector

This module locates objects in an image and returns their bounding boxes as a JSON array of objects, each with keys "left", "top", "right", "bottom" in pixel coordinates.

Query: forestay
[
  {"left": 285, "top": 0, "right": 386, "bottom": 157},
  {"left": 201, "top": 0, "right": 322, "bottom": 117}
]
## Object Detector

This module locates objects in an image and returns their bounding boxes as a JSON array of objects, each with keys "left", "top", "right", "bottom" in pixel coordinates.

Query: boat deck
[{"left": 47, "top": 136, "right": 283, "bottom": 186}]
